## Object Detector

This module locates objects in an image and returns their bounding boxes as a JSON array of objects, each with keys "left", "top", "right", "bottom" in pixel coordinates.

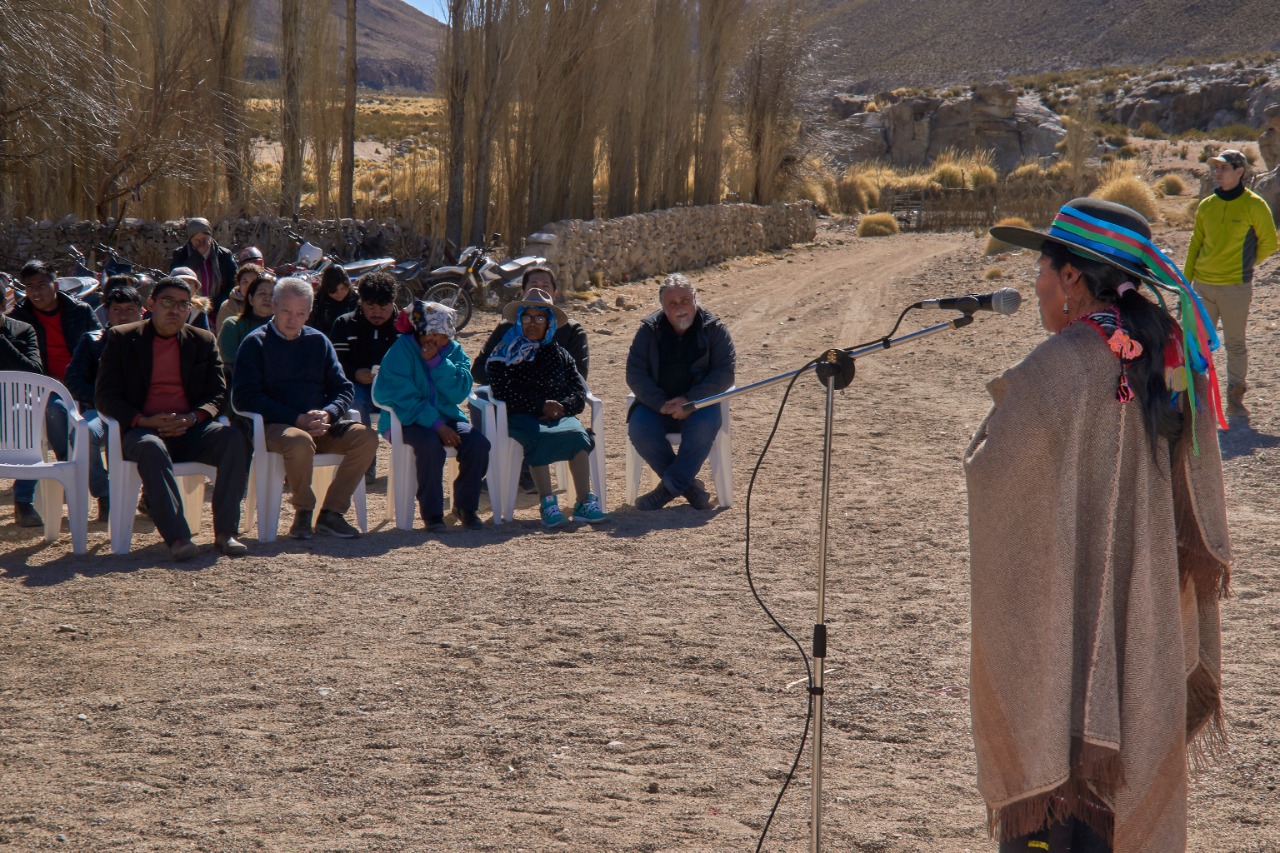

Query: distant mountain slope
[
  {"left": 246, "top": 0, "right": 445, "bottom": 91},
  {"left": 817, "top": 0, "right": 1280, "bottom": 93}
]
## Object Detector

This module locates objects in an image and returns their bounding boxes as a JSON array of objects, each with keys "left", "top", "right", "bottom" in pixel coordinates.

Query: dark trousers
[
  {"left": 122, "top": 420, "right": 250, "bottom": 545},
  {"left": 999, "top": 816, "right": 1111, "bottom": 852},
  {"left": 400, "top": 420, "right": 489, "bottom": 520}
]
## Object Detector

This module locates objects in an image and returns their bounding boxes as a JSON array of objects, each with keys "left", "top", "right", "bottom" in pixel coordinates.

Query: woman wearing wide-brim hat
[
  {"left": 484, "top": 288, "right": 608, "bottom": 528},
  {"left": 965, "top": 198, "right": 1231, "bottom": 851}
]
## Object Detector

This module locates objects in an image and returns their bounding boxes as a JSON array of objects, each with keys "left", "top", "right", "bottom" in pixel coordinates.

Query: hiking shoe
[
  {"left": 573, "top": 493, "right": 611, "bottom": 524},
  {"left": 316, "top": 509, "right": 360, "bottom": 539},
  {"left": 214, "top": 534, "right": 249, "bottom": 557},
  {"left": 289, "top": 509, "right": 314, "bottom": 540},
  {"left": 635, "top": 483, "right": 676, "bottom": 511},
  {"left": 425, "top": 515, "right": 447, "bottom": 533},
  {"left": 168, "top": 539, "right": 200, "bottom": 561},
  {"left": 540, "top": 495, "right": 567, "bottom": 528},
  {"left": 682, "top": 479, "right": 713, "bottom": 511},
  {"left": 14, "top": 501, "right": 43, "bottom": 528},
  {"left": 95, "top": 496, "right": 110, "bottom": 523},
  {"left": 452, "top": 507, "right": 484, "bottom": 530}
]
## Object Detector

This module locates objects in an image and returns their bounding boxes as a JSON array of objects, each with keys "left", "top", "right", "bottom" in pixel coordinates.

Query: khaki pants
[
  {"left": 265, "top": 422, "right": 379, "bottom": 513},
  {"left": 1194, "top": 281, "right": 1253, "bottom": 387}
]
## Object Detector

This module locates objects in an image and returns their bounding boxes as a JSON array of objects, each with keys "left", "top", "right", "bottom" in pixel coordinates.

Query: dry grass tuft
[
  {"left": 1154, "top": 173, "right": 1186, "bottom": 196},
  {"left": 932, "top": 163, "right": 967, "bottom": 189},
  {"left": 857, "top": 212, "right": 899, "bottom": 237},
  {"left": 836, "top": 167, "right": 879, "bottom": 214},
  {"left": 1092, "top": 175, "right": 1160, "bottom": 222},
  {"left": 984, "top": 216, "right": 1032, "bottom": 254},
  {"left": 984, "top": 267, "right": 1004, "bottom": 280}
]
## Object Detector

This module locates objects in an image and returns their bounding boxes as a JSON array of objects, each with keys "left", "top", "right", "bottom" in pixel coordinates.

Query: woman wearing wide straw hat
[
  {"left": 965, "top": 199, "right": 1231, "bottom": 851},
  {"left": 485, "top": 288, "right": 608, "bottom": 528}
]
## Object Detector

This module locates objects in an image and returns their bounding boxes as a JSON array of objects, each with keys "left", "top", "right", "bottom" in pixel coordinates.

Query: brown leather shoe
[
  {"left": 214, "top": 534, "right": 249, "bottom": 557},
  {"left": 1226, "top": 383, "right": 1249, "bottom": 418},
  {"left": 169, "top": 539, "right": 200, "bottom": 561}
]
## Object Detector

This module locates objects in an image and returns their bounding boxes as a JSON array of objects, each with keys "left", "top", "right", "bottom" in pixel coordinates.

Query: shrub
[
  {"left": 857, "top": 213, "right": 899, "bottom": 237},
  {"left": 1215, "top": 123, "right": 1262, "bottom": 141},
  {"left": 968, "top": 165, "right": 999, "bottom": 188},
  {"left": 836, "top": 168, "right": 878, "bottom": 214},
  {"left": 1154, "top": 173, "right": 1186, "bottom": 196},
  {"left": 985, "top": 216, "right": 1032, "bottom": 254},
  {"left": 984, "top": 267, "right": 1004, "bottom": 280},
  {"left": 1007, "top": 162, "right": 1046, "bottom": 183},
  {"left": 1117, "top": 144, "right": 1142, "bottom": 159},
  {"left": 932, "top": 163, "right": 966, "bottom": 189},
  {"left": 1093, "top": 175, "right": 1160, "bottom": 222}
]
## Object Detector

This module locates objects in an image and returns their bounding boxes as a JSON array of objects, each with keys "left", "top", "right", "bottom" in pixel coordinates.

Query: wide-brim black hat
[{"left": 989, "top": 198, "right": 1166, "bottom": 289}]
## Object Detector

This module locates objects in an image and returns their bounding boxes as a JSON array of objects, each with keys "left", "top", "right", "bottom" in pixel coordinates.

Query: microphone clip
[{"left": 814, "top": 349, "right": 856, "bottom": 390}]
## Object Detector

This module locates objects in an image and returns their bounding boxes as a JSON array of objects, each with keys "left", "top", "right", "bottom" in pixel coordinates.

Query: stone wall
[
  {"left": 524, "top": 202, "right": 817, "bottom": 292},
  {"left": 0, "top": 215, "right": 423, "bottom": 274}
]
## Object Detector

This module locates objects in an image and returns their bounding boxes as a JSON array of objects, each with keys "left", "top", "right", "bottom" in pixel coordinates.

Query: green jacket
[{"left": 1184, "top": 188, "right": 1277, "bottom": 285}]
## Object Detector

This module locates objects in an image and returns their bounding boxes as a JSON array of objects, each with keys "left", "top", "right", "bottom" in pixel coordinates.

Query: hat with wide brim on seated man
[
  {"left": 501, "top": 287, "right": 566, "bottom": 325},
  {"left": 989, "top": 198, "right": 1172, "bottom": 290}
]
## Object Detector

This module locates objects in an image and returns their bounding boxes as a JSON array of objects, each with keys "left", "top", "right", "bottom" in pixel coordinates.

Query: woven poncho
[{"left": 964, "top": 322, "right": 1230, "bottom": 851}]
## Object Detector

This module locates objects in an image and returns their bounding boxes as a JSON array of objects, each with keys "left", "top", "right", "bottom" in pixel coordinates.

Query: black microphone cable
[{"left": 743, "top": 328, "right": 895, "bottom": 852}]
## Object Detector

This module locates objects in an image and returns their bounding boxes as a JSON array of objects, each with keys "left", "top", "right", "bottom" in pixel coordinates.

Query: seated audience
[
  {"left": 309, "top": 265, "right": 358, "bottom": 339},
  {"left": 8, "top": 259, "right": 101, "bottom": 528},
  {"left": 94, "top": 276, "right": 250, "bottom": 559},
  {"left": 64, "top": 283, "right": 144, "bottom": 520},
  {"left": 485, "top": 289, "right": 608, "bottom": 528},
  {"left": 331, "top": 271, "right": 399, "bottom": 483},
  {"left": 233, "top": 277, "right": 378, "bottom": 540},
  {"left": 218, "top": 272, "right": 275, "bottom": 381},
  {"left": 170, "top": 217, "right": 236, "bottom": 319},
  {"left": 168, "top": 267, "right": 213, "bottom": 332},
  {"left": 216, "top": 262, "right": 270, "bottom": 333},
  {"left": 374, "top": 300, "right": 490, "bottom": 532},
  {"left": 625, "top": 273, "right": 735, "bottom": 511}
]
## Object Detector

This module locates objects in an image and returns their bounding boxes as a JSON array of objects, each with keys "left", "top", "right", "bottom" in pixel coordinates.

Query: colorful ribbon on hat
[{"left": 1047, "top": 204, "right": 1227, "bottom": 441}]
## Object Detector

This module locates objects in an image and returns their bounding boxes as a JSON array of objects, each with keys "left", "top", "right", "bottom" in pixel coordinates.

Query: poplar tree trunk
[
  {"left": 280, "top": 0, "right": 303, "bottom": 216},
  {"left": 339, "top": 0, "right": 356, "bottom": 217},
  {"left": 444, "top": 0, "right": 467, "bottom": 249}
]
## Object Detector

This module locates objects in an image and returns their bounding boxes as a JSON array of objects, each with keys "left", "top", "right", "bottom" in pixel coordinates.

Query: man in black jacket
[
  {"left": 331, "top": 271, "right": 399, "bottom": 483},
  {"left": 170, "top": 217, "right": 237, "bottom": 321},
  {"left": 64, "top": 283, "right": 144, "bottom": 520},
  {"left": 8, "top": 259, "right": 101, "bottom": 527},
  {"left": 625, "top": 273, "right": 735, "bottom": 511},
  {"left": 95, "top": 277, "right": 250, "bottom": 559}
]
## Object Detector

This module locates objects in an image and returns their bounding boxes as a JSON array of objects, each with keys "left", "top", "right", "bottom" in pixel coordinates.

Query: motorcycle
[
  {"left": 73, "top": 244, "right": 164, "bottom": 301},
  {"left": 279, "top": 228, "right": 397, "bottom": 288},
  {"left": 413, "top": 233, "right": 546, "bottom": 331}
]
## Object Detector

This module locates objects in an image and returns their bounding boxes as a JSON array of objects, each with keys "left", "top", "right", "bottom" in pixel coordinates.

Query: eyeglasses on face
[
  {"left": 156, "top": 296, "right": 192, "bottom": 312},
  {"left": 522, "top": 314, "right": 550, "bottom": 325}
]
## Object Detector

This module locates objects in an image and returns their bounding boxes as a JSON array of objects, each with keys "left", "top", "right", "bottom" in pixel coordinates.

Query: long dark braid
[{"left": 1043, "top": 242, "right": 1183, "bottom": 455}]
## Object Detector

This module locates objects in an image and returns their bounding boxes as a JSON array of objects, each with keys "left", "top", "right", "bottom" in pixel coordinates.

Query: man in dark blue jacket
[
  {"left": 233, "top": 277, "right": 378, "bottom": 540},
  {"left": 9, "top": 259, "right": 101, "bottom": 527},
  {"left": 625, "top": 274, "right": 735, "bottom": 511}
]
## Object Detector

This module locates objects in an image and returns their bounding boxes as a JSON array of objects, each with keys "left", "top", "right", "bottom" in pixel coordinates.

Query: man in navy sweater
[{"left": 232, "top": 277, "right": 378, "bottom": 540}]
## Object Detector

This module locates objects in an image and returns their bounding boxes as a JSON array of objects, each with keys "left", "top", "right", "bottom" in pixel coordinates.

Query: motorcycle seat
[
  {"left": 497, "top": 259, "right": 534, "bottom": 277},
  {"left": 344, "top": 257, "right": 395, "bottom": 276}
]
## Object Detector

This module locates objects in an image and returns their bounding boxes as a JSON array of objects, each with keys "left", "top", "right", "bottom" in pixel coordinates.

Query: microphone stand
[{"left": 683, "top": 312, "right": 975, "bottom": 852}]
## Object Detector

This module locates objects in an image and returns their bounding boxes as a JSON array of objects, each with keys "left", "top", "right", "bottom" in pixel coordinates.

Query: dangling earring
[{"left": 1062, "top": 296, "right": 1070, "bottom": 315}]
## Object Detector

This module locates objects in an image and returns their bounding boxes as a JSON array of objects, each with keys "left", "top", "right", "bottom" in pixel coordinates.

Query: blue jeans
[
  {"left": 85, "top": 411, "right": 108, "bottom": 499},
  {"left": 627, "top": 403, "right": 721, "bottom": 495},
  {"left": 14, "top": 396, "right": 70, "bottom": 504},
  {"left": 400, "top": 420, "right": 489, "bottom": 520}
]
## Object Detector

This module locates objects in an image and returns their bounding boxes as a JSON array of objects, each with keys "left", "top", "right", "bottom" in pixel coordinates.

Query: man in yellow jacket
[{"left": 1184, "top": 148, "right": 1278, "bottom": 417}]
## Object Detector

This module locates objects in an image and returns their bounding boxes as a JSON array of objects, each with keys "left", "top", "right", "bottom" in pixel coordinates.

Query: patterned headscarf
[
  {"left": 486, "top": 306, "right": 558, "bottom": 368},
  {"left": 395, "top": 299, "right": 457, "bottom": 339}
]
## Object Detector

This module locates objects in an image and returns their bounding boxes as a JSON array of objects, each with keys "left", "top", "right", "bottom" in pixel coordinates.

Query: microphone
[{"left": 913, "top": 287, "right": 1021, "bottom": 315}]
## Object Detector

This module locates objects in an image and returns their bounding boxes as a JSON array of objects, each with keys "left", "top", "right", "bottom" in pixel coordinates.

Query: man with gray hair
[
  {"left": 170, "top": 216, "right": 237, "bottom": 320},
  {"left": 625, "top": 273, "right": 735, "bottom": 511},
  {"left": 232, "top": 277, "right": 378, "bottom": 539}
]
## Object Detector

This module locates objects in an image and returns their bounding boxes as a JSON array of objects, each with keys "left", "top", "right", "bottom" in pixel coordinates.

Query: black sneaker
[
  {"left": 635, "top": 483, "right": 676, "bottom": 511},
  {"left": 315, "top": 509, "right": 360, "bottom": 539},
  {"left": 452, "top": 507, "right": 484, "bottom": 530},
  {"left": 682, "top": 479, "right": 713, "bottom": 511},
  {"left": 14, "top": 501, "right": 43, "bottom": 528},
  {"left": 289, "top": 509, "right": 314, "bottom": 540},
  {"left": 424, "top": 515, "right": 447, "bottom": 533}
]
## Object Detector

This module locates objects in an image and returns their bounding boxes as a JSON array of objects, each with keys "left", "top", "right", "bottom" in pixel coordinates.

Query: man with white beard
[{"left": 625, "top": 273, "right": 736, "bottom": 511}]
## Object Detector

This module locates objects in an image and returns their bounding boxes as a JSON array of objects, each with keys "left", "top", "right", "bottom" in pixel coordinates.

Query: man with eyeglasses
[
  {"left": 95, "top": 276, "right": 251, "bottom": 559},
  {"left": 8, "top": 259, "right": 101, "bottom": 528},
  {"left": 330, "top": 271, "right": 399, "bottom": 484}
]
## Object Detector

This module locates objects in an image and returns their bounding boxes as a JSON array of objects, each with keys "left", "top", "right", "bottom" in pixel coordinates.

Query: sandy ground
[{"left": 3, "top": 203, "right": 1279, "bottom": 850}]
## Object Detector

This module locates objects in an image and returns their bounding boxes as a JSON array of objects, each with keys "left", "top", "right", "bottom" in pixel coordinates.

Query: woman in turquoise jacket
[{"left": 373, "top": 300, "right": 490, "bottom": 532}]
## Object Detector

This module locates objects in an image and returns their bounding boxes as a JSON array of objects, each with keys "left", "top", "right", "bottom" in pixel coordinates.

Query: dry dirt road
[{"left": 3, "top": 220, "right": 1278, "bottom": 851}]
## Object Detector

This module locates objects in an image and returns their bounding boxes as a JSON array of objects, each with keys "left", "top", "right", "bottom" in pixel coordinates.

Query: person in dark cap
[
  {"left": 1185, "top": 148, "right": 1277, "bottom": 418},
  {"left": 170, "top": 216, "right": 237, "bottom": 321}
]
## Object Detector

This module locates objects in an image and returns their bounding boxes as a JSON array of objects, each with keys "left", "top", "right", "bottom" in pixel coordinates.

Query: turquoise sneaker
[
  {"left": 572, "top": 493, "right": 611, "bottom": 524},
  {"left": 540, "top": 495, "right": 567, "bottom": 528}
]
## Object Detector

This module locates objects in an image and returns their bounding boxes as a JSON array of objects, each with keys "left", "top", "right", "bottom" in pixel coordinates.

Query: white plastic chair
[
  {"left": 100, "top": 414, "right": 228, "bottom": 555},
  {"left": 471, "top": 385, "right": 605, "bottom": 525},
  {"left": 371, "top": 393, "right": 466, "bottom": 532},
  {"left": 239, "top": 408, "right": 368, "bottom": 542},
  {"left": 624, "top": 390, "right": 733, "bottom": 508},
  {"left": 0, "top": 372, "right": 90, "bottom": 553}
]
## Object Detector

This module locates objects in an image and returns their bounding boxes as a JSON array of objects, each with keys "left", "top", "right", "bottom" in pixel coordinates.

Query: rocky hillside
[
  {"left": 816, "top": 0, "right": 1280, "bottom": 93},
  {"left": 245, "top": 0, "right": 444, "bottom": 91}
]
